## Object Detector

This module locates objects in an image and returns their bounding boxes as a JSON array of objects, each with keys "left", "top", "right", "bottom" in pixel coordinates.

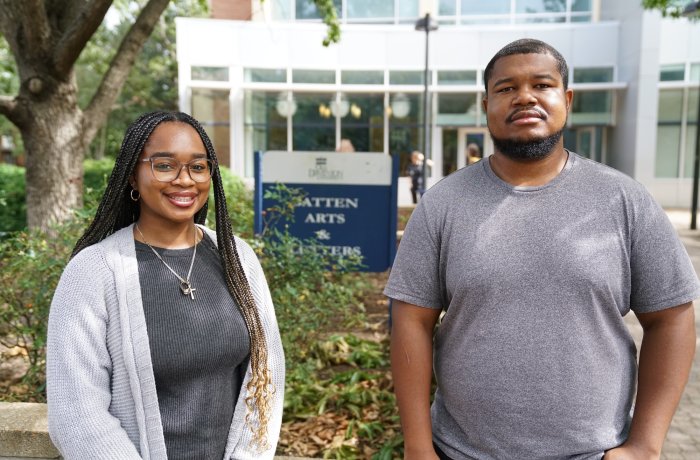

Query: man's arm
[
  {"left": 390, "top": 300, "right": 442, "bottom": 460},
  {"left": 605, "top": 302, "right": 696, "bottom": 460}
]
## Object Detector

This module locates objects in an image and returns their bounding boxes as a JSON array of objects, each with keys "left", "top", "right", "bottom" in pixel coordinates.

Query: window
[
  {"left": 245, "top": 68, "right": 286, "bottom": 83},
  {"left": 692, "top": 63, "right": 700, "bottom": 82},
  {"left": 191, "top": 66, "right": 228, "bottom": 82},
  {"left": 192, "top": 89, "right": 230, "bottom": 165},
  {"left": 292, "top": 93, "right": 336, "bottom": 150},
  {"left": 346, "top": 0, "right": 393, "bottom": 20},
  {"left": 389, "top": 93, "right": 424, "bottom": 176},
  {"left": 516, "top": 0, "right": 567, "bottom": 14},
  {"left": 655, "top": 89, "right": 684, "bottom": 178},
  {"left": 573, "top": 67, "right": 613, "bottom": 83},
  {"left": 655, "top": 126, "right": 682, "bottom": 178},
  {"left": 437, "top": 94, "right": 478, "bottom": 125},
  {"left": 398, "top": 0, "right": 419, "bottom": 19},
  {"left": 272, "top": 0, "right": 292, "bottom": 19},
  {"left": 462, "top": 0, "right": 510, "bottom": 15},
  {"left": 438, "top": 0, "right": 592, "bottom": 23},
  {"left": 292, "top": 69, "right": 335, "bottom": 84},
  {"left": 390, "top": 70, "right": 425, "bottom": 85},
  {"left": 339, "top": 93, "right": 385, "bottom": 152},
  {"left": 658, "top": 90, "right": 683, "bottom": 123},
  {"left": 660, "top": 64, "right": 685, "bottom": 82},
  {"left": 439, "top": 0, "right": 456, "bottom": 15},
  {"left": 684, "top": 88, "right": 699, "bottom": 178},
  {"left": 341, "top": 70, "right": 384, "bottom": 85},
  {"left": 296, "top": 0, "right": 342, "bottom": 20},
  {"left": 437, "top": 70, "right": 477, "bottom": 85}
]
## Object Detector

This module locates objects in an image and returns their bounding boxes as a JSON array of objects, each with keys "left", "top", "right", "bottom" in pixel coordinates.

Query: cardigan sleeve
[
  {"left": 228, "top": 237, "right": 286, "bottom": 460},
  {"left": 47, "top": 247, "right": 143, "bottom": 459}
]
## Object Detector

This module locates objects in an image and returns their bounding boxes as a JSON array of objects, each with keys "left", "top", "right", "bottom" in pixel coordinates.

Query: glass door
[{"left": 457, "top": 128, "right": 492, "bottom": 170}]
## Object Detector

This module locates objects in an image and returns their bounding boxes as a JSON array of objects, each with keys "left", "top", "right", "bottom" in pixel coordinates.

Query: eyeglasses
[{"left": 140, "top": 157, "right": 213, "bottom": 183}]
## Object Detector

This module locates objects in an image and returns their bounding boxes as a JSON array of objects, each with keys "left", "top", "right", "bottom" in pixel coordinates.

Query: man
[{"left": 385, "top": 38, "right": 698, "bottom": 460}]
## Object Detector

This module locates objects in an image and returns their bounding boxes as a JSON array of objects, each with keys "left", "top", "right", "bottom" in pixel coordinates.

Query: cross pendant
[{"left": 180, "top": 281, "right": 196, "bottom": 300}]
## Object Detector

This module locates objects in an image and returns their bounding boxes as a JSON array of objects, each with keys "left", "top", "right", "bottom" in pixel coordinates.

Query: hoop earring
[{"left": 130, "top": 189, "right": 140, "bottom": 202}]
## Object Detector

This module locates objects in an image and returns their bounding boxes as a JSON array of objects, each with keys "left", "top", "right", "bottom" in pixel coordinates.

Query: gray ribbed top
[{"left": 135, "top": 233, "right": 250, "bottom": 460}]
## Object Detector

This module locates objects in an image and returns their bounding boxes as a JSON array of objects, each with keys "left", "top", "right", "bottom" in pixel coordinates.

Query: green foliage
[
  {"left": 255, "top": 184, "right": 366, "bottom": 361},
  {"left": 313, "top": 0, "right": 342, "bottom": 46},
  {"left": 260, "top": 0, "right": 341, "bottom": 46},
  {"left": 77, "top": 0, "right": 210, "bottom": 159},
  {"left": 0, "top": 164, "right": 26, "bottom": 234},
  {"left": 83, "top": 158, "right": 117, "bottom": 205},
  {"left": 208, "top": 166, "right": 255, "bottom": 237},
  {"left": 283, "top": 335, "right": 402, "bottom": 459},
  {"left": 0, "top": 35, "right": 22, "bottom": 157},
  {"left": 642, "top": 0, "right": 700, "bottom": 18},
  {"left": 0, "top": 159, "right": 116, "bottom": 234},
  {"left": 0, "top": 210, "right": 94, "bottom": 401}
]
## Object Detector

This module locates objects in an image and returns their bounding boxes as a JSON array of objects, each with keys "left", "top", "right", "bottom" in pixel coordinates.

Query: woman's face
[{"left": 130, "top": 121, "right": 211, "bottom": 228}]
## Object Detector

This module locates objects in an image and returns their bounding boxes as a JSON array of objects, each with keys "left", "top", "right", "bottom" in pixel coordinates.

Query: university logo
[{"left": 308, "top": 156, "right": 343, "bottom": 180}]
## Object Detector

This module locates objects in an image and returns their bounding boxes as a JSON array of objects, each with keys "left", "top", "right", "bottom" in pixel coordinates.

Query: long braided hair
[{"left": 72, "top": 111, "right": 274, "bottom": 449}]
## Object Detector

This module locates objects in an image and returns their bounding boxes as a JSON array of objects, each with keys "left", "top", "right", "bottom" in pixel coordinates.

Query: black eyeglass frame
[{"left": 139, "top": 157, "right": 214, "bottom": 183}]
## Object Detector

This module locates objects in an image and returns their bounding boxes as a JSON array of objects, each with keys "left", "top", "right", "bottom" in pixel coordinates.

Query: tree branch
[
  {"left": 0, "top": 95, "right": 16, "bottom": 117},
  {"left": 53, "top": 0, "right": 113, "bottom": 76},
  {"left": 0, "top": 94, "right": 24, "bottom": 126},
  {"left": 82, "top": 0, "right": 170, "bottom": 145},
  {"left": 20, "top": 0, "right": 52, "bottom": 56}
]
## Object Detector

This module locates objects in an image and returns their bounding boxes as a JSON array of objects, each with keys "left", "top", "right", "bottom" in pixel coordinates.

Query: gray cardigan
[{"left": 47, "top": 224, "right": 285, "bottom": 459}]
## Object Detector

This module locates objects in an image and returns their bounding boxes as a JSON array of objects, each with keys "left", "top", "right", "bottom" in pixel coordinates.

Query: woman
[{"left": 47, "top": 111, "right": 284, "bottom": 459}]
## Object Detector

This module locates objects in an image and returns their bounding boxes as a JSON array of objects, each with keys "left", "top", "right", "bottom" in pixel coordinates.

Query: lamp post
[
  {"left": 415, "top": 13, "right": 438, "bottom": 196},
  {"left": 683, "top": 2, "right": 700, "bottom": 229}
]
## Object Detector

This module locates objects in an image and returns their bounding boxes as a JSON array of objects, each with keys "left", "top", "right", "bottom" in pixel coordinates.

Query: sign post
[{"left": 254, "top": 151, "right": 398, "bottom": 272}]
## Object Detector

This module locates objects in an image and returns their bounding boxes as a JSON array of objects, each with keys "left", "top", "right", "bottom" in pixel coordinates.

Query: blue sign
[{"left": 254, "top": 151, "right": 398, "bottom": 272}]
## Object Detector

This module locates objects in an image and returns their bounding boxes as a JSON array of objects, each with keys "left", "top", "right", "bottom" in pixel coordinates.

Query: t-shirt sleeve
[
  {"left": 629, "top": 190, "right": 700, "bottom": 313},
  {"left": 384, "top": 200, "right": 444, "bottom": 309}
]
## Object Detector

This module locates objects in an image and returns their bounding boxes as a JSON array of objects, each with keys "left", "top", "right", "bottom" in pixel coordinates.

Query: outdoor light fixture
[
  {"left": 390, "top": 93, "right": 411, "bottom": 118},
  {"left": 275, "top": 91, "right": 297, "bottom": 118},
  {"left": 330, "top": 93, "right": 350, "bottom": 118},
  {"left": 415, "top": 12, "right": 438, "bottom": 195},
  {"left": 318, "top": 103, "right": 332, "bottom": 118},
  {"left": 682, "top": 2, "right": 700, "bottom": 229}
]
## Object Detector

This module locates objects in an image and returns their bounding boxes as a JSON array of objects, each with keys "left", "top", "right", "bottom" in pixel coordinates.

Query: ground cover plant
[{"left": 0, "top": 167, "right": 404, "bottom": 458}]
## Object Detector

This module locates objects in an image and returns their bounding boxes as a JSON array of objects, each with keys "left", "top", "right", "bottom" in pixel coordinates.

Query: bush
[
  {"left": 0, "top": 159, "right": 115, "bottom": 234},
  {"left": 207, "top": 166, "right": 254, "bottom": 237},
  {"left": 0, "top": 164, "right": 26, "bottom": 234},
  {"left": 83, "top": 158, "right": 116, "bottom": 205},
  {"left": 0, "top": 210, "right": 93, "bottom": 401}
]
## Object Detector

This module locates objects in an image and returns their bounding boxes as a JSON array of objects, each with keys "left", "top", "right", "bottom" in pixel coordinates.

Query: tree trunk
[{"left": 22, "top": 80, "right": 85, "bottom": 231}]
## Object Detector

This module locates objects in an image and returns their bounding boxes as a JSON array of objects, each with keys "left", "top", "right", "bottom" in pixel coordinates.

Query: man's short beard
[{"left": 490, "top": 129, "right": 564, "bottom": 161}]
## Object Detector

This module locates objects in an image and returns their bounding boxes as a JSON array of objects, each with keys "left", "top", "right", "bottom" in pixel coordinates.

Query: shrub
[
  {"left": 83, "top": 158, "right": 116, "bottom": 205},
  {"left": 0, "top": 164, "right": 26, "bottom": 234},
  {"left": 0, "top": 210, "right": 92, "bottom": 401}
]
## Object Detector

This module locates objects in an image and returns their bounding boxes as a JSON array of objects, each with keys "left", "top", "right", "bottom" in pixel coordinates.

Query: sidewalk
[{"left": 631, "top": 210, "right": 700, "bottom": 458}]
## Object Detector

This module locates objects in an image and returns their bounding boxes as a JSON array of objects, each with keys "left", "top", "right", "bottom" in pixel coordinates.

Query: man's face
[{"left": 482, "top": 52, "right": 573, "bottom": 159}]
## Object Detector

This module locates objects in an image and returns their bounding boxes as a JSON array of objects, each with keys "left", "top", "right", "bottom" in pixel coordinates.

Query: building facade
[{"left": 176, "top": 0, "right": 700, "bottom": 207}]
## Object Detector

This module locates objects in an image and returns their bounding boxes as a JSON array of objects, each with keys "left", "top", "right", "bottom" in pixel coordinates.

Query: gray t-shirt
[{"left": 384, "top": 152, "right": 700, "bottom": 460}]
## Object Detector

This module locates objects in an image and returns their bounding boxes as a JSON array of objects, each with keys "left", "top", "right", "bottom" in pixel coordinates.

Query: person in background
[
  {"left": 336, "top": 138, "right": 355, "bottom": 153},
  {"left": 407, "top": 150, "right": 425, "bottom": 204},
  {"left": 386, "top": 38, "right": 698, "bottom": 460},
  {"left": 47, "top": 111, "right": 285, "bottom": 459},
  {"left": 466, "top": 142, "right": 482, "bottom": 165}
]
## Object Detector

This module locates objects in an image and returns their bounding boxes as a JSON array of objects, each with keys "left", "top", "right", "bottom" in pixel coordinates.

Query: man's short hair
[{"left": 483, "top": 38, "right": 569, "bottom": 93}]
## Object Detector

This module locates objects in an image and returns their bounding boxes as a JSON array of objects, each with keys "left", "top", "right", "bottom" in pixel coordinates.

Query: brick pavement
[{"left": 624, "top": 210, "right": 700, "bottom": 458}]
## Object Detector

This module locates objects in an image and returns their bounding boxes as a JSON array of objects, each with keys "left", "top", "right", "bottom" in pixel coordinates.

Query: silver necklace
[{"left": 135, "top": 223, "right": 198, "bottom": 300}]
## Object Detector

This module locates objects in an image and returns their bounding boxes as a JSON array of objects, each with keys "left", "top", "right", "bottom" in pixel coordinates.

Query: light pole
[
  {"left": 415, "top": 13, "right": 438, "bottom": 196},
  {"left": 683, "top": 2, "right": 700, "bottom": 229}
]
